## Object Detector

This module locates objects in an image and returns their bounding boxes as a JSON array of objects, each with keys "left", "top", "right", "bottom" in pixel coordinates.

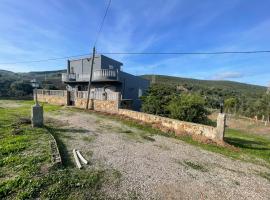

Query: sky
[{"left": 0, "top": 0, "right": 270, "bottom": 86}]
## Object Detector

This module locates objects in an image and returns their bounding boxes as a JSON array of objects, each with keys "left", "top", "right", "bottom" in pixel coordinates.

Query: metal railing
[
  {"left": 37, "top": 89, "right": 66, "bottom": 97},
  {"left": 62, "top": 69, "right": 119, "bottom": 82},
  {"left": 37, "top": 89, "right": 119, "bottom": 101}
]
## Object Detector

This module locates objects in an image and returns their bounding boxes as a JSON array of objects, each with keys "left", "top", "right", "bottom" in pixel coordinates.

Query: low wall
[
  {"left": 38, "top": 94, "right": 119, "bottom": 113},
  {"left": 37, "top": 90, "right": 224, "bottom": 141},
  {"left": 37, "top": 93, "right": 67, "bottom": 106},
  {"left": 75, "top": 98, "right": 118, "bottom": 113},
  {"left": 118, "top": 109, "right": 222, "bottom": 141}
]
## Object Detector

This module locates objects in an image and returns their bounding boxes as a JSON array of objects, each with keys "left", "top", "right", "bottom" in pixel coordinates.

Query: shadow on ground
[
  {"left": 225, "top": 137, "right": 270, "bottom": 151},
  {"left": 44, "top": 125, "right": 74, "bottom": 167}
]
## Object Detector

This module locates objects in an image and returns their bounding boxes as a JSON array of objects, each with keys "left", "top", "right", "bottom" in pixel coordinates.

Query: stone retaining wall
[
  {"left": 118, "top": 109, "right": 222, "bottom": 141},
  {"left": 37, "top": 93, "right": 67, "bottom": 106},
  {"left": 37, "top": 91, "right": 224, "bottom": 141},
  {"left": 75, "top": 98, "right": 118, "bottom": 113},
  {"left": 38, "top": 94, "right": 119, "bottom": 113}
]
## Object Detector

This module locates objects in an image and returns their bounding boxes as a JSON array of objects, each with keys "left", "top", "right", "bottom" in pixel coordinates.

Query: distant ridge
[
  {"left": 0, "top": 69, "right": 267, "bottom": 98},
  {"left": 141, "top": 74, "right": 266, "bottom": 98},
  {"left": 0, "top": 69, "right": 66, "bottom": 91}
]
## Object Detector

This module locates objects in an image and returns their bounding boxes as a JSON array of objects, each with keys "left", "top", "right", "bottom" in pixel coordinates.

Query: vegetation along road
[{"left": 0, "top": 100, "right": 270, "bottom": 199}]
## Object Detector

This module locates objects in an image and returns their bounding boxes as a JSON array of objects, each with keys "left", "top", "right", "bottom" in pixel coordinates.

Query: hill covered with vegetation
[
  {"left": 141, "top": 75, "right": 269, "bottom": 120},
  {"left": 0, "top": 69, "right": 65, "bottom": 98},
  {"left": 1, "top": 70, "right": 269, "bottom": 119},
  {"left": 141, "top": 75, "right": 266, "bottom": 98}
]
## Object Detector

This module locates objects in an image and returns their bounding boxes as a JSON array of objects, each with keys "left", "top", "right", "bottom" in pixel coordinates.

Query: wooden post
[{"left": 86, "top": 47, "right": 96, "bottom": 109}]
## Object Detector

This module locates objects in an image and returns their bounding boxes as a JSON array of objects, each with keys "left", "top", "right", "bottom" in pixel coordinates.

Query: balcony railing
[
  {"left": 77, "top": 90, "right": 120, "bottom": 101},
  {"left": 62, "top": 69, "right": 119, "bottom": 82}
]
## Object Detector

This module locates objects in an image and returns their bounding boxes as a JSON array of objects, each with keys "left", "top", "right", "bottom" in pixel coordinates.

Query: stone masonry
[{"left": 37, "top": 91, "right": 225, "bottom": 141}]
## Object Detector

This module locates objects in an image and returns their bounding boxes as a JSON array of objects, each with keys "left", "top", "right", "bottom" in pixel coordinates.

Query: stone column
[
  {"left": 31, "top": 88, "right": 44, "bottom": 127},
  {"left": 65, "top": 90, "right": 69, "bottom": 106},
  {"left": 216, "top": 113, "right": 226, "bottom": 141},
  {"left": 116, "top": 92, "right": 121, "bottom": 111},
  {"left": 31, "top": 105, "right": 43, "bottom": 127}
]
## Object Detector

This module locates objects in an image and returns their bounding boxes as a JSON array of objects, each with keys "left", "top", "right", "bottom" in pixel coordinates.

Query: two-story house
[{"left": 62, "top": 54, "right": 149, "bottom": 110}]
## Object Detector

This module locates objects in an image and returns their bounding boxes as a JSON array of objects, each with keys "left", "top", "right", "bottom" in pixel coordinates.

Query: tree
[
  {"left": 224, "top": 97, "right": 238, "bottom": 113},
  {"left": 10, "top": 81, "right": 33, "bottom": 97},
  {"left": 167, "top": 93, "right": 209, "bottom": 124},
  {"left": 141, "top": 84, "right": 177, "bottom": 116},
  {"left": 256, "top": 94, "right": 270, "bottom": 120}
]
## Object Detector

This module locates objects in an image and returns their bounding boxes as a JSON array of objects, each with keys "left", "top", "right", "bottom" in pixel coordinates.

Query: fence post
[
  {"left": 216, "top": 113, "right": 226, "bottom": 141},
  {"left": 116, "top": 92, "right": 121, "bottom": 111}
]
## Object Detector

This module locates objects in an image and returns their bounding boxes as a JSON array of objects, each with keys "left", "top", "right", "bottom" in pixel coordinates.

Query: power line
[
  {"left": 0, "top": 1, "right": 112, "bottom": 66},
  {"left": 1, "top": 50, "right": 270, "bottom": 65},
  {"left": 0, "top": 53, "right": 89, "bottom": 65},
  {"left": 100, "top": 50, "right": 270, "bottom": 55},
  {"left": 94, "top": 0, "right": 112, "bottom": 46}
]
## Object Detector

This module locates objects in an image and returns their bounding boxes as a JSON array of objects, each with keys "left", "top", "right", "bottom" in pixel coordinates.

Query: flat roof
[{"left": 68, "top": 54, "right": 123, "bottom": 66}]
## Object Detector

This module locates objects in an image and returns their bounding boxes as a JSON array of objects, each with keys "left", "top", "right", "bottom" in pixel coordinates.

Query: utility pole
[
  {"left": 86, "top": 46, "right": 96, "bottom": 109},
  {"left": 152, "top": 74, "right": 156, "bottom": 84}
]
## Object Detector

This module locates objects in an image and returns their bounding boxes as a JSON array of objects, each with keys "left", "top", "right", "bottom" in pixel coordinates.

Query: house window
[{"left": 138, "top": 89, "right": 143, "bottom": 97}]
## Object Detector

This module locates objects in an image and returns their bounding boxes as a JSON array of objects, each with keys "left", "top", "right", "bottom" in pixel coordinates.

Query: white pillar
[
  {"left": 31, "top": 104, "right": 43, "bottom": 127},
  {"left": 216, "top": 113, "right": 226, "bottom": 141}
]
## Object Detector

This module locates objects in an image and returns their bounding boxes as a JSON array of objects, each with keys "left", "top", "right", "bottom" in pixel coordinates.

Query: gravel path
[{"left": 48, "top": 110, "right": 270, "bottom": 200}]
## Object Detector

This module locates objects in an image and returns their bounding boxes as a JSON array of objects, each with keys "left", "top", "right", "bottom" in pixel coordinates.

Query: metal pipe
[
  {"left": 76, "top": 150, "right": 88, "bottom": 165},
  {"left": 73, "top": 149, "right": 82, "bottom": 169}
]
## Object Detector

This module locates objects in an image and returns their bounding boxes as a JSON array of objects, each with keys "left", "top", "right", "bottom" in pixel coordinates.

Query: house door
[{"left": 68, "top": 91, "right": 75, "bottom": 106}]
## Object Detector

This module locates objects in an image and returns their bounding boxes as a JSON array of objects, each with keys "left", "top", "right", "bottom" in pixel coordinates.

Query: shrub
[
  {"left": 167, "top": 93, "right": 209, "bottom": 124},
  {"left": 141, "top": 84, "right": 177, "bottom": 116}
]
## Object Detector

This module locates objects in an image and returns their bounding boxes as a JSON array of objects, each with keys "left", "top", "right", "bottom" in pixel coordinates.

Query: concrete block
[
  {"left": 31, "top": 105, "right": 44, "bottom": 127},
  {"left": 216, "top": 113, "right": 226, "bottom": 141}
]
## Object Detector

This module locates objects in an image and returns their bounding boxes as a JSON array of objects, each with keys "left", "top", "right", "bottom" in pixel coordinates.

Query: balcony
[{"left": 62, "top": 69, "right": 120, "bottom": 82}]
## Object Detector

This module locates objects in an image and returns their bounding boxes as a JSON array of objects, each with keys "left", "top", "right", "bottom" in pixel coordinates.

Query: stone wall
[
  {"left": 37, "top": 90, "right": 224, "bottom": 141},
  {"left": 38, "top": 93, "right": 119, "bottom": 113},
  {"left": 75, "top": 98, "right": 118, "bottom": 113},
  {"left": 118, "top": 109, "right": 222, "bottom": 141},
  {"left": 37, "top": 93, "right": 67, "bottom": 106}
]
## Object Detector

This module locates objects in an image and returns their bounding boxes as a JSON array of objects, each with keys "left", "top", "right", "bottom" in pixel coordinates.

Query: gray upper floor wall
[
  {"left": 63, "top": 55, "right": 123, "bottom": 82},
  {"left": 68, "top": 54, "right": 122, "bottom": 75}
]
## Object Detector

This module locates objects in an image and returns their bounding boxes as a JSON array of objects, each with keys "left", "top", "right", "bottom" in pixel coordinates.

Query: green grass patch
[
  {"left": 82, "top": 135, "right": 95, "bottom": 143},
  {"left": 182, "top": 160, "right": 209, "bottom": 172},
  {"left": 259, "top": 172, "right": 270, "bottom": 182},
  {"left": 225, "top": 129, "right": 270, "bottom": 166},
  {"left": 0, "top": 100, "right": 116, "bottom": 199}
]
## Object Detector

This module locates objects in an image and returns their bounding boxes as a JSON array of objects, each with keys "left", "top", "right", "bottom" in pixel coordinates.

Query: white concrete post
[
  {"left": 31, "top": 89, "right": 43, "bottom": 127},
  {"left": 216, "top": 113, "right": 226, "bottom": 141},
  {"left": 31, "top": 104, "right": 43, "bottom": 127},
  {"left": 116, "top": 92, "right": 121, "bottom": 110}
]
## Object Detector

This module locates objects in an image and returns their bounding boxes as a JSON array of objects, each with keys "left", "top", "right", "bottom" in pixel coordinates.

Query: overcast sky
[{"left": 0, "top": 0, "right": 270, "bottom": 86}]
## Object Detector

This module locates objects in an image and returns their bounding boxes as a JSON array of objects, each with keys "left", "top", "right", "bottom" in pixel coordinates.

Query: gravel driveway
[{"left": 48, "top": 109, "right": 270, "bottom": 200}]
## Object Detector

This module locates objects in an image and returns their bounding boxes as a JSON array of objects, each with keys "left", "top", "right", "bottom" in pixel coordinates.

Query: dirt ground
[{"left": 48, "top": 109, "right": 270, "bottom": 200}]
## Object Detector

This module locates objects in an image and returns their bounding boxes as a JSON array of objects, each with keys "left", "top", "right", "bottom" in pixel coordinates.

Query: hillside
[
  {"left": 0, "top": 69, "right": 66, "bottom": 97},
  {"left": 0, "top": 69, "right": 267, "bottom": 99},
  {"left": 141, "top": 74, "right": 267, "bottom": 98}
]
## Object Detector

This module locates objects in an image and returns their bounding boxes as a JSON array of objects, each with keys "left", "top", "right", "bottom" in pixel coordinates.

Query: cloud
[{"left": 211, "top": 71, "right": 244, "bottom": 80}]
